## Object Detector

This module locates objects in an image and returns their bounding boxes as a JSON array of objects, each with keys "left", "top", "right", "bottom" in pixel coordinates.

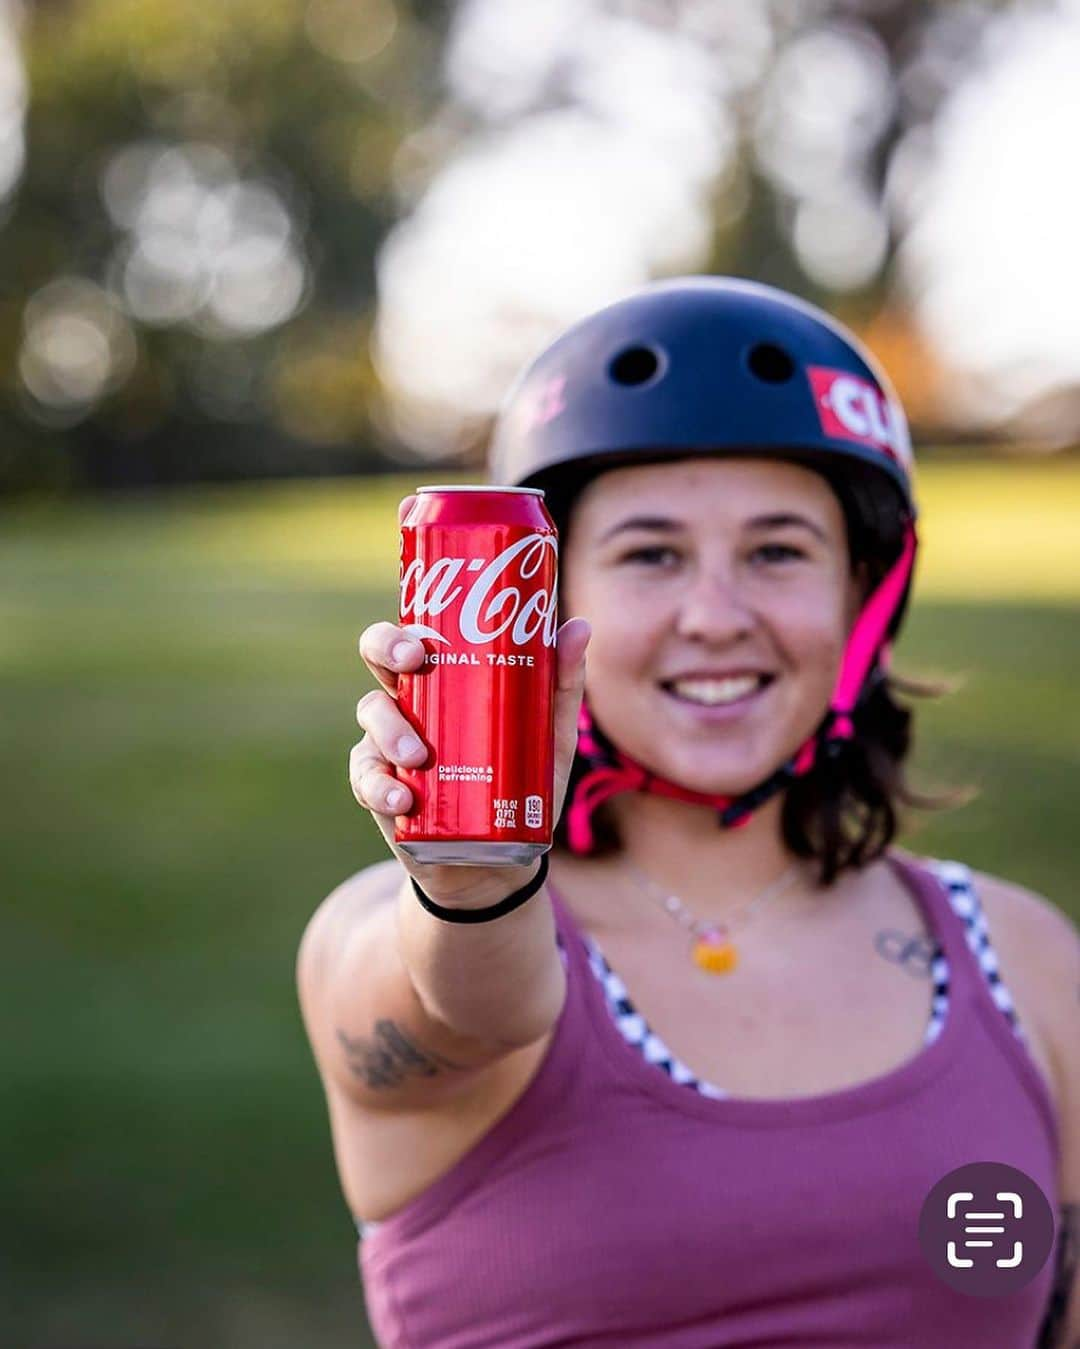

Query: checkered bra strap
[{"left": 925, "top": 859, "right": 1027, "bottom": 1044}]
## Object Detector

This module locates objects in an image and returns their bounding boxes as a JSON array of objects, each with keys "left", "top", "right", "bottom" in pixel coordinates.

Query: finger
[
  {"left": 355, "top": 688, "right": 429, "bottom": 768},
  {"left": 358, "top": 621, "right": 426, "bottom": 695},
  {"left": 555, "top": 616, "right": 591, "bottom": 689},
  {"left": 398, "top": 493, "right": 418, "bottom": 526},
  {"left": 348, "top": 740, "right": 413, "bottom": 815},
  {"left": 362, "top": 768, "right": 413, "bottom": 818},
  {"left": 348, "top": 738, "right": 383, "bottom": 802}
]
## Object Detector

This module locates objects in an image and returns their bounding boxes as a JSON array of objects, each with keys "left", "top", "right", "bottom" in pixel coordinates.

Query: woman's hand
[{"left": 349, "top": 604, "right": 590, "bottom": 909}]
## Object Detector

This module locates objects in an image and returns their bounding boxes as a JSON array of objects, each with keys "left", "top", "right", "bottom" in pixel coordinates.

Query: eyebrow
[{"left": 598, "top": 512, "right": 827, "bottom": 543}]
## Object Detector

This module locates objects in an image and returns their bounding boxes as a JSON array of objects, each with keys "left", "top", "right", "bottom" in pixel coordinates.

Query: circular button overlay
[{"left": 918, "top": 1161, "right": 1055, "bottom": 1298}]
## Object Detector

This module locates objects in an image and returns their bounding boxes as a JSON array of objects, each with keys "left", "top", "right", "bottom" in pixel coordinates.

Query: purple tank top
[{"left": 358, "top": 852, "right": 1059, "bottom": 1348}]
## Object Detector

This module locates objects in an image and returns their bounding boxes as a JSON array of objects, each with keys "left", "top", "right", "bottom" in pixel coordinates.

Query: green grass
[{"left": 2, "top": 459, "right": 1078, "bottom": 1346}]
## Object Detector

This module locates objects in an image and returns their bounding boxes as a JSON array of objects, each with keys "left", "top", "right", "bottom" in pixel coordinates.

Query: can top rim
[{"left": 415, "top": 485, "right": 545, "bottom": 496}]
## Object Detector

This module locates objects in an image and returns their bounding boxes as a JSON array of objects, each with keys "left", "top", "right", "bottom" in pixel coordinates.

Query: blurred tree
[
  {"left": 0, "top": 0, "right": 1043, "bottom": 495},
  {"left": 0, "top": 0, "right": 447, "bottom": 493},
  {"left": 369, "top": 0, "right": 1024, "bottom": 462}
]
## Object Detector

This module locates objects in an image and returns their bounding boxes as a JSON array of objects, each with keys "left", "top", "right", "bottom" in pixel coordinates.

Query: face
[{"left": 560, "top": 456, "right": 862, "bottom": 796}]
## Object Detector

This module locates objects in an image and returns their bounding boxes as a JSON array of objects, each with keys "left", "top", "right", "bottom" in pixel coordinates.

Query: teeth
[{"left": 668, "top": 676, "right": 763, "bottom": 706}]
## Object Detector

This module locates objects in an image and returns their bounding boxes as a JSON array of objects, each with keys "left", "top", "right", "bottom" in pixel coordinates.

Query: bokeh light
[
  {"left": 374, "top": 0, "right": 738, "bottom": 457},
  {"left": 18, "top": 278, "right": 137, "bottom": 424},
  {"left": 755, "top": 22, "right": 892, "bottom": 291},
  {"left": 101, "top": 141, "right": 310, "bottom": 338},
  {"left": 374, "top": 0, "right": 1080, "bottom": 455},
  {"left": 0, "top": 0, "right": 26, "bottom": 206},
  {"left": 897, "top": 1, "right": 1080, "bottom": 432},
  {"left": 305, "top": 0, "right": 399, "bottom": 65},
  {"left": 753, "top": 22, "right": 893, "bottom": 200}
]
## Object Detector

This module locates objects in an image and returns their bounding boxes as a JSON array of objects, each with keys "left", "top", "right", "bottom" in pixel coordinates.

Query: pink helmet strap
[
  {"left": 825, "top": 520, "right": 917, "bottom": 740},
  {"left": 565, "top": 519, "right": 917, "bottom": 855}
]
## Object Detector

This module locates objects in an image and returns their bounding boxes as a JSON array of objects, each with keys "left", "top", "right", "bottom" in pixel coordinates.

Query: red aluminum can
[{"left": 394, "top": 485, "right": 558, "bottom": 866}]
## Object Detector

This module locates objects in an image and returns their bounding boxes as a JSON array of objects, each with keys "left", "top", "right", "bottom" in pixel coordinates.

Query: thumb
[
  {"left": 555, "top": 616, "right": 591, "bottom": 687},
  {"left": 552, "top": 617, "right": 591, "bottom": 811},
  {"left": 398, "top": 494, "right": 418, "bottom": 526}
]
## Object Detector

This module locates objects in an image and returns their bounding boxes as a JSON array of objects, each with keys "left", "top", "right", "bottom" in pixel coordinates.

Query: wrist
[{"left": 411, "top": 859, "right": 543, "bottom": 911}]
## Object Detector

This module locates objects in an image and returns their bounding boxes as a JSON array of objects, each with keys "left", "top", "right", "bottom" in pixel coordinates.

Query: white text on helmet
[{"left": 807, "top": 365, "right": 912, "bottom": 469}]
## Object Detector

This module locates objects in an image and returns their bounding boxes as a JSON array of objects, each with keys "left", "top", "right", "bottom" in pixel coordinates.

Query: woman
[{"left": 298, "top": 278, "right": 1078, "bottom": 1347}]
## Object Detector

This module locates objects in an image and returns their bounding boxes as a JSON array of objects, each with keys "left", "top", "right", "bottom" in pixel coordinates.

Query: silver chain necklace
[{"left": 620, "top": 859, "right": 803, "bottom": 975}]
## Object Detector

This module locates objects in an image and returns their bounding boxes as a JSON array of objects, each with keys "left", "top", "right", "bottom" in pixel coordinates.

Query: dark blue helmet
[
  {"left": 487, "top": 277, "right": 921, "bottom": 850},
  {"left": 489, "top": 276, "right": 916, "bottom": 595}
]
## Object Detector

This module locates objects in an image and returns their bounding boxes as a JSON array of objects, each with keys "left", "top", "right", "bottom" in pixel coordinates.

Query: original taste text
[{"left": 424, "top": 652, "right": 535, "bottom": 666}]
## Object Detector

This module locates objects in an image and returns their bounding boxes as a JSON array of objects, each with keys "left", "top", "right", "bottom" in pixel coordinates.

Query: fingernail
[
  {"left": 398, "top": 734, "right": 423, "bottom": 759},
  {"left": 391, "top": 641, "right": 415, "bottom": 667},
  {"left": 386, "top": 788, "right": 406, "bottom": 810}
]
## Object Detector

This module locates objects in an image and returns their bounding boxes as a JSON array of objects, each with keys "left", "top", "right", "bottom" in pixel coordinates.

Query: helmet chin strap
[{"left": 565, "top": 522, "right": 917, "bottom": 856}]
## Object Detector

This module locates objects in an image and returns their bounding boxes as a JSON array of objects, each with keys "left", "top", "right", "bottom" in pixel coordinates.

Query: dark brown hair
[{"left": 547, "top": 465, "right": 968, "bottom": 886}]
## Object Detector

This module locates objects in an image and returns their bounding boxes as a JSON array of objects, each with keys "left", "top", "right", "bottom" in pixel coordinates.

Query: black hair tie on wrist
[{"left": 411, "top": 852, "right": 550, "bottom": 923}]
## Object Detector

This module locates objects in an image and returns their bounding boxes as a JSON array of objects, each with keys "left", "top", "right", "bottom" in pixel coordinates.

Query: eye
[
  {"left": 751, "top": 543, "right": 806, "bottom": 564},
  {"left": 620, "top": 545, "right": 680, "bottom": 566}
]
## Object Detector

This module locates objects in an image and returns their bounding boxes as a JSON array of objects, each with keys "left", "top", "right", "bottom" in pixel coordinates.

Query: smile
[{"left": 659, "top": 674, "right": 774, "bottom": 720}]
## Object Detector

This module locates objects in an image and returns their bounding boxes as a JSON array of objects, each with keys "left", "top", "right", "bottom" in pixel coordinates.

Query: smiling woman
[
  {"left": 564, "top": 460, "right": 856, "bottom": 783},
  {"left": 550, "top": 454, "right": 937, "bottom": 883},
  {"left": 313, "top": 277, "right": 1078, "bottom": 1349}
]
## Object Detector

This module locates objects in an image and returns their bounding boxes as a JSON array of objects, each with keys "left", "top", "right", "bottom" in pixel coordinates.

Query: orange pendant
[{"left": 692, "top": 931, "right": 738, "bottom": 974}]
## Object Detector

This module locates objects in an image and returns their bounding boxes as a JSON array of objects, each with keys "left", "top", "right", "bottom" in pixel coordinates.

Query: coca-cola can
[{"left": 394, "top": 485, "right": 558, "bottom": 866}]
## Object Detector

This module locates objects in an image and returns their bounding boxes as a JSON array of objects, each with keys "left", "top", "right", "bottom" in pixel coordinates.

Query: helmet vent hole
[
  {"left": 747, "top": 342, "right": 796, "bottom": 384},
  {"left": 609, "top": 345, "right": 663, "bottom": 387}
]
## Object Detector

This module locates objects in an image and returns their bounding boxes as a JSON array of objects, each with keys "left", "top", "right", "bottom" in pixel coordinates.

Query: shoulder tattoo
[{"left": 873, "top": 928, "right": 936, "bottom": 979}]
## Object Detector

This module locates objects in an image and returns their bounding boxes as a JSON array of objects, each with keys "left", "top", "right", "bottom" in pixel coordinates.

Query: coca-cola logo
[
  {"left": 401, "top": 533, "right": 558, "bottom": 647},
  {"left": 807, "top": 365, "right": 912, "bottom": 469}
]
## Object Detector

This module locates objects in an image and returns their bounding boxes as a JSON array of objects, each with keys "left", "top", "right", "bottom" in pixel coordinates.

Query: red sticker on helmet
[{"left": 807, "top": 366, "right": 911, "bottom": 470}]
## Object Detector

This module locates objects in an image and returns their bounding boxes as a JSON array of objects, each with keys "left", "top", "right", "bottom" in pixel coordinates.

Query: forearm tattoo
[
  {"left": 336, "top": 1020, "right": 471, "bottom": 1089},
  {"left": 1035, "top": 1202, "right": 1079, "bottom": 1348},
  {"left": 873, "top": 928, "right": 936, "bottom": 978}
]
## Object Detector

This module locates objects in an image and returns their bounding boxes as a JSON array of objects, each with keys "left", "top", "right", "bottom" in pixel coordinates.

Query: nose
[{"left": 673, "top": 561, "right": 757, "bottom": 645}]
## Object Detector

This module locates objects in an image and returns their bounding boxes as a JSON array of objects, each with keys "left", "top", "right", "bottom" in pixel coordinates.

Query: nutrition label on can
[
  {"left": 493, "top": 798, "right": 518, "bottom": 829},
  {"left": 437, "top": 763, "right": 494, "bottom": 783}
]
